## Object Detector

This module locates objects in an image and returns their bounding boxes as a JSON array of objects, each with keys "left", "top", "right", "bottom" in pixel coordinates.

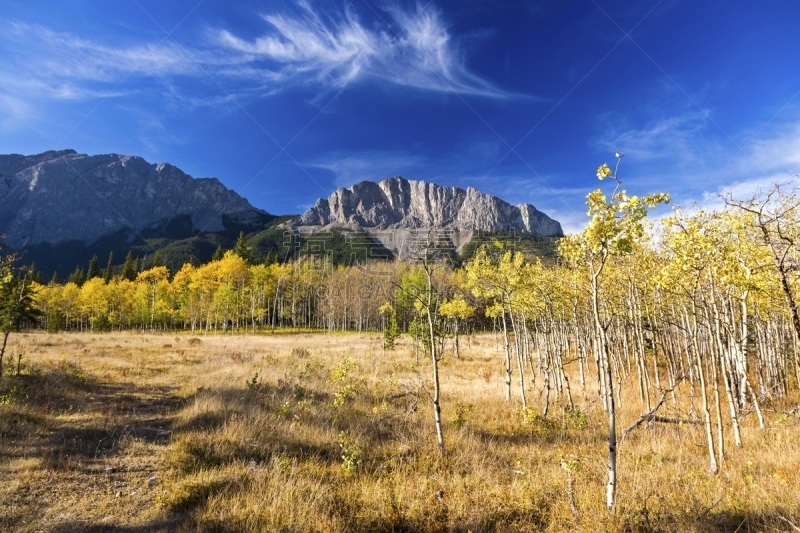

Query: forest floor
[{"left": 1, "top": 331, "right": 799, "bottom": 532}]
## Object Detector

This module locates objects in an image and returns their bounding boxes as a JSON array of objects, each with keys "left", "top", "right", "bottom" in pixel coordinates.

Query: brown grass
[{"left": 1, "top": 331, "right": 799, "bottom": 532}]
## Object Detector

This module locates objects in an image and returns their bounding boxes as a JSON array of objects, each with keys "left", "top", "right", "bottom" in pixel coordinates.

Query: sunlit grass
[{"left": 0, "top": 331, "right": 798, "bottom": 532}]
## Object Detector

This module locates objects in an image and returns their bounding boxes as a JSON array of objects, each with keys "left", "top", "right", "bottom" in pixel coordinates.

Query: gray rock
[
  {"left": 0, "top": 150, "right": 264, "bottom": 247},
  {"left": 293, "top": 176, "right": 563, "bottom": 236}
]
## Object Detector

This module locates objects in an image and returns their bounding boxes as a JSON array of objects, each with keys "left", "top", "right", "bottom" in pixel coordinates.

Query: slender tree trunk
[
  {"left": 542, "top": 367, "right": 551, "bottom": 418},
  {"left": 453, "top": 318, "right": 460, "bottom": 359},
  {"left": 720, "top": 344, "right": 743, "bottom": 447},
  {"left": 589, "top": 252, "right": 617, "bottom": 510},
  {"left": 424, "top": 263, "right": 445, "bottom": 454},
  {"left": 690, "top": 302, "right": 718, "bottom": 474},
  {"left": 0, "top": 330, "right": 10, "bottom": 383},
  {"left": 508, "top": 305, "right": 527, "bottom": 411},
  {"left": 500, "top": 302, "right": 513, "bottom": 402},
  {"left": 760, "top": 222, "right": 800, "bottom": 347}
]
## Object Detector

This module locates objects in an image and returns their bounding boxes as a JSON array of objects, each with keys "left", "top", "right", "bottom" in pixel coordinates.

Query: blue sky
[{"left": 2, "top": 0, "right": 800, "bottom": 233}]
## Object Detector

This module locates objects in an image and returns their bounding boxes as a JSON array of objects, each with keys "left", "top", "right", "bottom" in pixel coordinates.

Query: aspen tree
[
  {"left": 419, "top": 239, "right": 446, "bottom": 453},
  {"left": 658, "top": 211, "right": 721, "bottom": 472},
  {"left": 80, "top": 277, "right": 110, "bottom": 331},
  {"left": 559, "top": 156, "right": 669, "bottom": 510},
  {"left": 465, "top": 244, "right": 528, "bottom": 408},
  {"left": 439, "top": 295, "right": 474, "bottom": 358},
  {"left": 395, "top": 233, "right": 449, "bottom": 454},
  {"left": 727, "top": 183, "right": 800, "bottom": 352},
  {"left": 137, "top": 266, "right": 169, "bottom": 329}
]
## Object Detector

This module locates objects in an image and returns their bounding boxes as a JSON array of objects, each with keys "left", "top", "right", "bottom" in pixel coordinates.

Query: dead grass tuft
[{"left": 291, "top": 347, "right": 311, "bottom": 358}]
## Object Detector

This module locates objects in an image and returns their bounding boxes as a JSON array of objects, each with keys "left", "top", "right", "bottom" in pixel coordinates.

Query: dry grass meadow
[{"left": 1, "top": 331, "right": 799, "bottom": 532}]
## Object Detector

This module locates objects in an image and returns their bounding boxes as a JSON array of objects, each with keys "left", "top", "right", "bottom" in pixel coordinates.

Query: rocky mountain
[
  {"left": 294, "top": 177, "right": 562, "bottom": 235},
  {"left": 0, "top": 149, "right": 267, "bottom": 248},
  {"left": 290, "top": 177, "right": 562, "bottom": 259},
  {"left": 0, "top": 150, "right": 564, "bottom": 275}
]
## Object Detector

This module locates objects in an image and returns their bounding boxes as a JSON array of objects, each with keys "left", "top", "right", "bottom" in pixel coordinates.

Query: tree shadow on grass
[
  {"left": 618, "top": 507, "right": 800, "bottom": 533},
  {"left": 467, "top": 420, "right": 606, "bottom": 449},
  {"left": 1, "top": 370, "right": 184, "bottom": 471},
  {"left": 44, "top": 518, "right": 184, "bottom": 533},
  {"left": 166, "top": 383, "right": 342, "bottom": 474},
  {"left": 45, "top": 504, "right": 800, "bottom": 533},
  {"left": 0, "top": 369, "right": 187, "bottom": 532}
]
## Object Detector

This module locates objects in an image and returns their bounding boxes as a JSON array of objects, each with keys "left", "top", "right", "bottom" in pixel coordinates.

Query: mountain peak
[
  {"left": 294, "top": 176, "right": 563, "bottom": 236},
  {"left": 0, "top": 150, "right": 266, "bottom": 247}
]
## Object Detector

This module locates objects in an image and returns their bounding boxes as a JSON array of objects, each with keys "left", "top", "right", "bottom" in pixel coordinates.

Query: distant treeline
[
  {"left": 27, "top": 224, "right": 559, "bottom": 287},
  {"left": 23, "top": 229, "right": 558, "bottom": 335}
]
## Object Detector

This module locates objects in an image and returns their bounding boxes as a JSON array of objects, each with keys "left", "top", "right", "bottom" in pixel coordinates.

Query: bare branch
[
  {"left": 776, "top": 513, "right": 800, "bottom": 532},
  {"left": 622, "top": 376, "right": 686, "bottom": 439}
]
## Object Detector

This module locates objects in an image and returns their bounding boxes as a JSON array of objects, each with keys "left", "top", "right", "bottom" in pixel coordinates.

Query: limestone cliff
[{"left": 293, "top": 177, "right": 562, "bottom": 235}]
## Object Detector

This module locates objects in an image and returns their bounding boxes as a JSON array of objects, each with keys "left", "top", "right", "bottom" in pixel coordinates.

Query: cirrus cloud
[{"left": 216, "top": 1, "right": 511, "bottom": 97}]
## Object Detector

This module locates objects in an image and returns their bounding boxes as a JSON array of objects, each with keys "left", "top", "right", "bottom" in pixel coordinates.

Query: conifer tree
[
  {"left": 380, "top": 303, "right": 401, "bottom": 350},
  {"left": 103, "top": 252, "right": 114, "bottom": 283},
  {"left": 233, "top": 231, "right": 252, "bottom": 263},
  {"left": 212, "top": 245, "right": 225, "bottom": 261},
  {"left": 27, "top": 263, "right": 43, "bottom": 284},
  {"left": 121, "top": 251, "right": 137, "bottom": 281},
  {"left": 0, "top": 263, "right": 40, "bottom": 382},
  {"left": 68, "top": 266, "right": 86, "bottom": 287},
  {"left": 86, "top": 255, "right": 100, "bottom": 279}
]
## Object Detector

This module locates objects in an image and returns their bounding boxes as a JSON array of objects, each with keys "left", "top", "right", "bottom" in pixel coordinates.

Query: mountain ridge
[
  {"left": 0, "top": 149, "right": 265, "bottom": 248},
  {"left": 1, "top": 150, "right": 563, "bottom": 276},
  {"left": 293, "top": 176, "right": 563, "bottom": 235}
]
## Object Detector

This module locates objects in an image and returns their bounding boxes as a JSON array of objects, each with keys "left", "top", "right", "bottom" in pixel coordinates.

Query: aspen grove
[{"left": 19, "top": 170, "right": 800, "bottom": 509}]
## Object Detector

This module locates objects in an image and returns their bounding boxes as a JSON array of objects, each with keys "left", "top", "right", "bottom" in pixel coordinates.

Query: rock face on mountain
[
  {"left": 0, "top": 149, "right": 265, "bottom": 247},
  {"left": 294, "top": 177, "right": 563, "bottom": 236}
]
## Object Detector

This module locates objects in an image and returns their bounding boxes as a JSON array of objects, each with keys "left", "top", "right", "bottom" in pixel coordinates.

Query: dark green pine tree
[
  {"left": 68, "top": 266, "right": 86, "bottom": 287},
  {"left": 135, "top": 256, "right": 142, "bottom": 276},
  {"left": 233, "top": 231, "right": 251, "bottom": 263},
  {"left": 151, "top": 251, "right": 162, "bottom": 268},
  {"left": 103, "top": 252, "right": 114, "bottom": 283},
  {"left": 121, "top": 251, "right": 137, "bottom": 281},
  {"left": 86, "top": 255, "right": 100, "bottom": 280},
  {"left": 27, "top": 262, "right": 43, "bottom": 284},
  {"left": 0, "top": 267, "right": 42, "bottom": 381},
  {"left": 49, "top": 271, "right": 59, "bottom": 285},
  {"left": 212, "top": 245, "right": 225, "bottom": 262}
]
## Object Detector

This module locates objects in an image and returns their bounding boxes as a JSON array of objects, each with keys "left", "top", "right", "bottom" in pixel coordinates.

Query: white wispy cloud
[
  {"left": 597, "top": 110, "right": 729, "bottom": 166},
  {"left": 1, "top": 21, "right": 205, "bottom": 85},
  {"left": 216, "top": 1, "right": 510, "bottom": 97},
  {"left": 308, "top": 144, "right": 514, "bottom": 192},
  {"left": 0, "top": 0, "right": 508, "bottom": 118},
  {"left": 307, "top": 111, "right": 800, "bottom": 236},
  {"left": 598, "top": 108, "right": 800, "bottom": 213}
]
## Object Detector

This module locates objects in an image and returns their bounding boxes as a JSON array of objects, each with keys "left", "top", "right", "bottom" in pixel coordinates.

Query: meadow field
[{"left": 1, "top": 331, "right": 799, "bottom": 532}]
